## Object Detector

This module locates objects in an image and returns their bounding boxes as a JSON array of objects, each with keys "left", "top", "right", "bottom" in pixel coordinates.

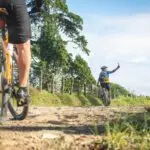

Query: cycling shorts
[
  {"left": 0, "top": 0, "right": 31, "bottom": 44},
  {"left": 100, "top": 83, "right": 110, "bottom": 91}
]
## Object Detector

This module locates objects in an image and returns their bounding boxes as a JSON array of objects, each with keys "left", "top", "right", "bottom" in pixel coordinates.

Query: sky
[{"left": 66, "top": 0, "right": 150, "bottom": 95}]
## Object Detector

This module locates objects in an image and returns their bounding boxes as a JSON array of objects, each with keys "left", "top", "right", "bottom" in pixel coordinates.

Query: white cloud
[
  {"left": 67, "top": 13, "right": 150, "bottom": 95},
  {"left": 84, "top": 14, "right": 150, "bottom": 36}
]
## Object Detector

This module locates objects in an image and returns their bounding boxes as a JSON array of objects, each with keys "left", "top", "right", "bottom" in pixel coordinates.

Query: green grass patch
[
  {"left": 111, "top": 96, "right": 150, "bottom": 107},
  {"left": 29, "top": 87, "right": 102, "bottom": 107},
  {"left": 87, "top": 95, "right": 103, "bottom": 106},
  {"left": 30, "top": 87, "right": 61, "bottom": 106},
  {"left": 90, "top": 112, "right": 150, "bottom": 150}
]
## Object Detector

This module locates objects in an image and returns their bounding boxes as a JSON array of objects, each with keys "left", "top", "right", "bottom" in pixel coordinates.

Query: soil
[{"left": 0, "top": 106, "right": 146, "bottom": 150}]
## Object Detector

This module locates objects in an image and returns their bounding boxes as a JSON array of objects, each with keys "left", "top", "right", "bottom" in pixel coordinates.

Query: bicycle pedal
[
  {"left": 1, "top": 58, "right": 6, "bottom": 63},
  {"left": 4, "top": 86, "right": 11, "bottom": 93},
  {"left": 17, "top": 100, "right": 27, "bottom": 107}
]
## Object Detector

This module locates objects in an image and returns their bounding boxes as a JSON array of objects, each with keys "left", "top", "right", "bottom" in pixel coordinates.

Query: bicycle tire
[
  {"left": 8, "top": 97, "right": 29, "bottom": 120},
  {"left": 103, "top": 88, "right": 111, "bottom": 106},
  {"left": 0, "top": 37, "right": 8, "bottom": 119},
  {"left": 7, "top": 56, "right": 29, "bottom": 120},
  {"left": 0, "top": 37, "right": 29, "bottom": 120},
  {"left": 1, "top": 77, "right": 8, "bottom": 119}
]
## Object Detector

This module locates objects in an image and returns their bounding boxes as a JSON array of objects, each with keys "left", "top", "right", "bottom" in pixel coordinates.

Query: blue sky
[
  {"left": 68, "top": 0, "right": 150, "bottom": 15},
  {"left": 67, "top": 0, "right": 150, "bottom": 95}
]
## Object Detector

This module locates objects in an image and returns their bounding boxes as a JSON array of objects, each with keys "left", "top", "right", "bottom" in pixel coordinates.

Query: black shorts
[
  {"left": 100, "top": 83, "right": 110, "bottom": 91},
  {"left": 0, "top": 0, "right": 31, "bottom": 44}
]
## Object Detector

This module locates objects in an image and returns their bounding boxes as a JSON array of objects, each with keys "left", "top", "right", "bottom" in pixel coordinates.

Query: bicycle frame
[
  {"left": 1, "top": 38, "right": 13, "bottom": 85},
  {"left": 0, "top": 7, "right": 30, "bottom": 120}
]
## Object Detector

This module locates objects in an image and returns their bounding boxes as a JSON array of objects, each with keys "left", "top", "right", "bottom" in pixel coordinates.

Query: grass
[
  {"left": 30, "top": 88, "right": 150, "bottom": 107},
  {"left": 0, "top": 88, "right": 150, "bottom": 149},
  {"left": 90, "top": 112, "right": 150, "bottom": 150},
  {"left": 111, "top": 96, "right": 150, "bottom": 107},
  {"left": 29, "top": 87, "right": 102, "bottom": 107},
  {"left": 0, "top": 88, "right": 150, "bottom": 107}
]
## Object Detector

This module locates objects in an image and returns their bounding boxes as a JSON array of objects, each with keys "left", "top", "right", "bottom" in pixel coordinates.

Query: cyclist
[
  {"left": 0, "top": 0, "right": 43, "bottom": 99},
  {"left": 98, "top": 64, "right": 120, "bottom": 93}
]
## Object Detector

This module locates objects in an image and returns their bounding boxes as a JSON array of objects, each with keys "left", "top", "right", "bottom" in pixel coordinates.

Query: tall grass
[
  {"left": 111, "top": 96, "right": 150, "bottom": 107},
  {"left": 90, "top": 112, "right": 150, "bottom": 150},
  {"left": 29, "top": 87, "right": 102, "bottom": 107}
]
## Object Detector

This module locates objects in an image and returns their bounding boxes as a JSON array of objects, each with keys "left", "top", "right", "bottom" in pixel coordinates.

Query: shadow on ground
[
  {"left": 0, "top": 110, "right": 149, "bottom": 135},
  {"left": 0, "top": 124, "right": 106, "bottom": 135}
]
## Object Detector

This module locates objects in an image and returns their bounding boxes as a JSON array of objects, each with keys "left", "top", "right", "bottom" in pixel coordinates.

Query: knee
[{"left": 17, "top": 40, "right": 30, "bottom": 50}]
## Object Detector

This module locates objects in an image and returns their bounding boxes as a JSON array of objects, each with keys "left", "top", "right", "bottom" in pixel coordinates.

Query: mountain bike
[
  {"left": 100, "top": 86, "right": 111, "bottom": 106},
  {"left": 0, "top": 8, "right": 29, "bottom": 120}
]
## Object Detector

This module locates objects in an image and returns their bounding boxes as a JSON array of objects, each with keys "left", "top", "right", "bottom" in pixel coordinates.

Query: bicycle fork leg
[
  {"left": 1, "top": 93, "right": 8, "bottom": 118},
  {"left": 1, "top": 79, "right": 8, "bottom": 120}
]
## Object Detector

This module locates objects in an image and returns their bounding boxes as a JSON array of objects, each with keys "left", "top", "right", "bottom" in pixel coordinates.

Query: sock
[{"left": 19, "top": 87, "right": 27, "bottom": 92}]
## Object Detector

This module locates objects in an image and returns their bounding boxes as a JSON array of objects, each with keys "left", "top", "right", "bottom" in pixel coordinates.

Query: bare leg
[{"left": 16, "top": 40, "right": 31, "bottom": 87}]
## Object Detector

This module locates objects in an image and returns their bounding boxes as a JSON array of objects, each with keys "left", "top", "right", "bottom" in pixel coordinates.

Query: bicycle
[
  {"left": 100, "top": 86, "right": 111, "bottom": 106},
  {"left": 0, "top": 8, "right": 29, "bottom": 120}
]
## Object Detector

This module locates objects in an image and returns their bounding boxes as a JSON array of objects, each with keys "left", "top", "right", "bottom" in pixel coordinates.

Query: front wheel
[
  {"left": 1, "top": 77, "right": 8, "bottom": 119},
  {"left": 7, "top": 87, "right": 29, "bottom": 120},
  {"left": 102, "top": 88, "right": 111, "bottom": 106}
]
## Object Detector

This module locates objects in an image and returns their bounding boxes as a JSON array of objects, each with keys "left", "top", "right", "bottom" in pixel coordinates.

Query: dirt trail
[{"left": 0, "top": 106, "right": 146, "bottom": 150}]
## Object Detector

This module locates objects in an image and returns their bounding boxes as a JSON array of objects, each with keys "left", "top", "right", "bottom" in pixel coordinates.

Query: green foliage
[
  {"left": 87, "top": 95, "right": 102, "bottom": 106},
  {"left": 30, "top": 87, "right": 61, "bottom": 106},
  {"left": 28, "top": 0, "right": 92, "bottom": 90},
  {"left": 29, "top": 87, "right": 102, "bottom": 106},
  {"left": 111, "top": 83, "right": 130, "bottom": 98},
  {"left": 112, "top": 96, "right": 150, "bottom": 107},
  {"left": 74, "top": 55, "right": 96, "bottom": 84},
  {"left": 91, "top": 113, "right": 150, "bottom": 150},
  {"left": 30, "top": 0, "right": 89, "bottom": 54}
]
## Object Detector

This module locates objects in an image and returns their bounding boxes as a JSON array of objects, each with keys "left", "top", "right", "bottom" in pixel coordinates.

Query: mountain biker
[
  {"left": 0, "top": 0, "right": 43, "bottom": 99},
  {"left": 98, "top": 64, "right": 120, "bottom": 92}
]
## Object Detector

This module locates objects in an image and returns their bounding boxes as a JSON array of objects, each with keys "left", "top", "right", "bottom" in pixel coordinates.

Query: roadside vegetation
[
  {"left": 29, "top": 87, "right": 102, "bottom": 106},
  {"left": 29, "top": 87, "right": 150, "bottom": 108},
  {"left": 90, "top": 111, "right": 150, "bottom": 150},
  {"left": 0, "top": 1, "right": 149, "bottom": 149}
]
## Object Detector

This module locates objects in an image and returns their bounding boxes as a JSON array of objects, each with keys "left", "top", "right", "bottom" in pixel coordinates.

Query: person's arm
[
  {"left": 98, "top": 72, "right": 104, "bottom": 83},
  {"left": 108, "top": 64, "right": 120, "bottom": 74},
  {"left": 97, "top": 74, "right": 100, "bottom": 85}
]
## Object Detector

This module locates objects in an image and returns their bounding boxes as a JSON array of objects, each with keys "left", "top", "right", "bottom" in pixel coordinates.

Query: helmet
[
  {"left": 0, "top": 8, "right": 8, "bottom": 29},
  {"left": 101, "top": 66, "right": 108, "bottom": 69}
]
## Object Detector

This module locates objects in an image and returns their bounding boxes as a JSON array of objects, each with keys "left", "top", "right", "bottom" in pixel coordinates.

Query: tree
[
  {"left": 73, "top": 55, "right": 96, "bottom": 95},
  {"left": 28, "top": 0, "right": 90, "bottom": 91},
  {"left": 28, "top": 0, "right": 90, "bottom": 55},
  {"left": 110, "top": 83, "right": 130, "bottom": 98}
]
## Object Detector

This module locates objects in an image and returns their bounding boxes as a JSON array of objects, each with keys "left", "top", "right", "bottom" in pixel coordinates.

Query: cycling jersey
[
  {"left": 99, "top": 71, "right": 111, "bottom": 83},
  {"left": 98, "top": 66, "right": 120, "bottom": 83}
]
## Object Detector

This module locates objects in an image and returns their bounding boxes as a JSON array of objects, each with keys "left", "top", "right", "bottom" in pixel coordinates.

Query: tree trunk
[
  {"left": 77, "top": 80, "right": 80, "bottom": 95},
  {"left": 70, "top": 77, "right": 74, "bottom": 95},
  {"left": 61, "top": 77, "right": 64, "bottom": 94},
  {"left": 51, "top": 77, "right": 54, "bottom": 94},
  {"left": 84, "top": 83, "right": 86, "bottom": 96},
  {"left": 40, "top": 69, "right": 43, "bottom": 91},
  {"left": 47, "top": 83, "right": 50, "bottom": 92}
]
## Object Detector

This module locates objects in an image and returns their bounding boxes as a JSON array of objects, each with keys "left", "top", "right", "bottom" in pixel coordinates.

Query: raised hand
[{"left": 117, "top": 63, "right": 120, "bottom": 68}]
